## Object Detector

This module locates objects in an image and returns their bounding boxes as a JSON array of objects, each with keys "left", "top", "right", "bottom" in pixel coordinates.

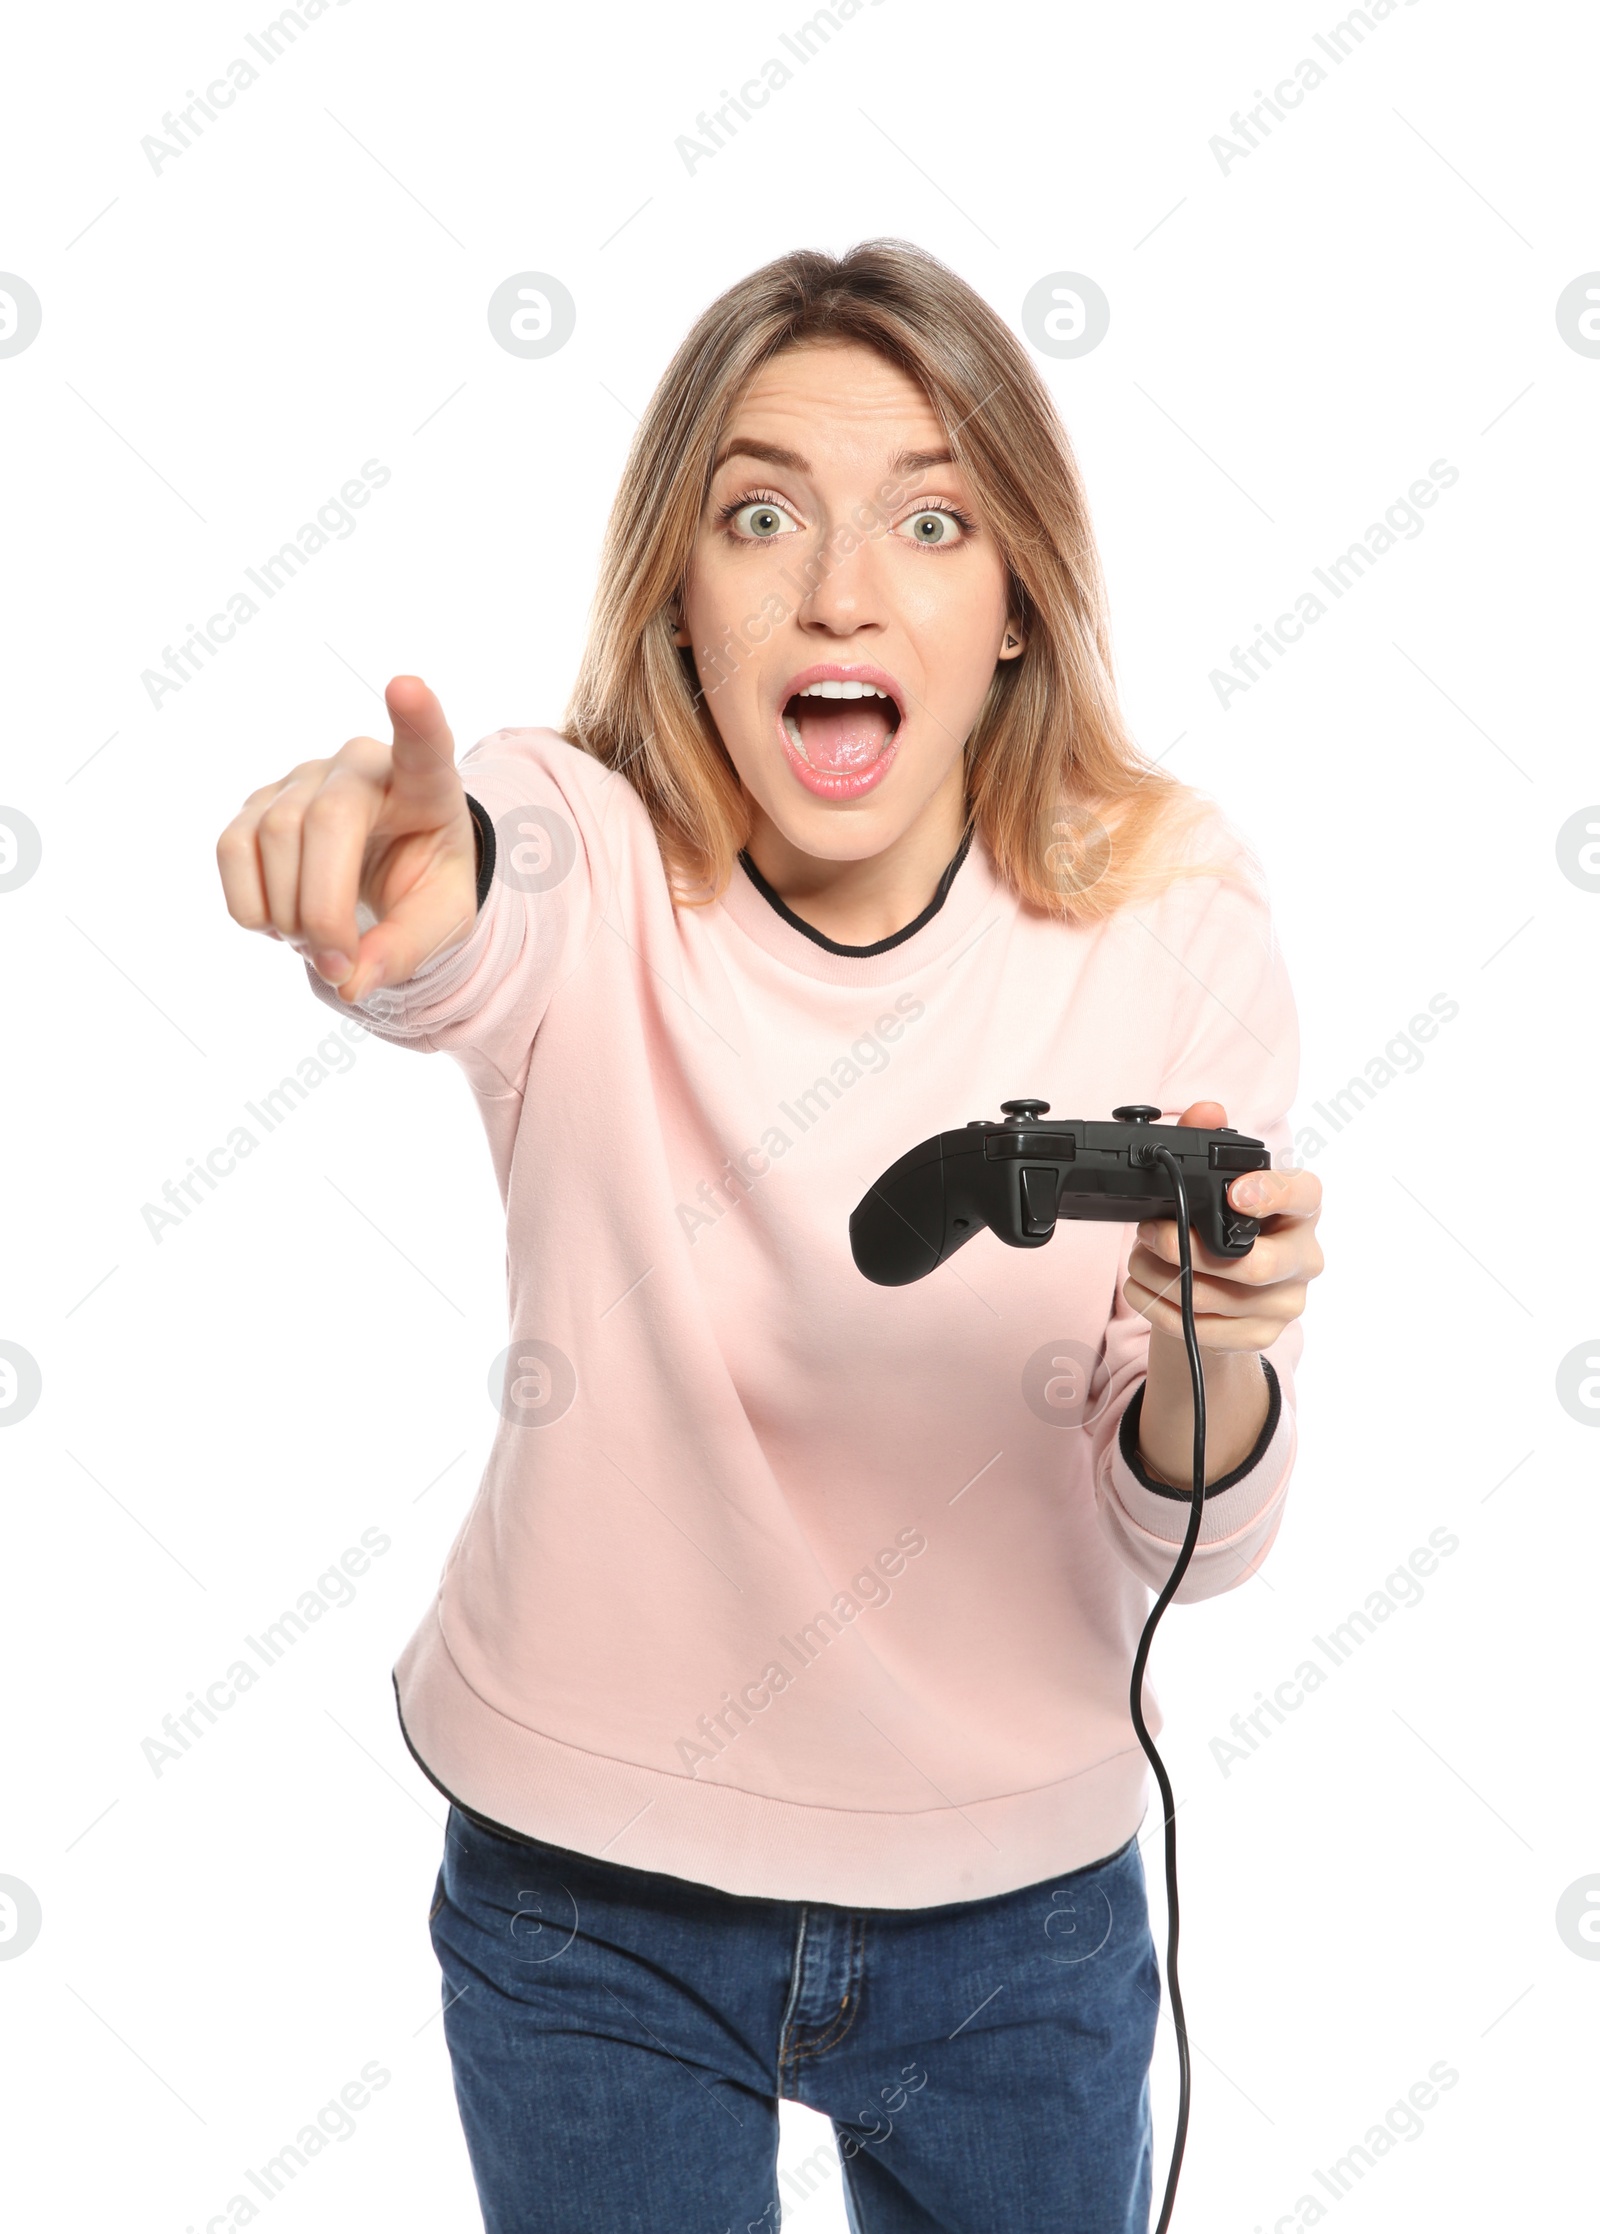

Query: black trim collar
[{"left": 736, "top": 827, "right": 975, "bottom": 958}]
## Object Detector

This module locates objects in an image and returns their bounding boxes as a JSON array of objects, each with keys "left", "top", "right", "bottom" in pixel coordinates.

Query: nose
[{"left": 793, "top": 519, "right": 889, "bottom": 638}]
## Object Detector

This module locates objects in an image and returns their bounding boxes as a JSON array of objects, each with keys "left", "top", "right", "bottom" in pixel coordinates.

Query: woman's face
[{"left": 676, "top": 339, "right": 1022, "bottom": 862}]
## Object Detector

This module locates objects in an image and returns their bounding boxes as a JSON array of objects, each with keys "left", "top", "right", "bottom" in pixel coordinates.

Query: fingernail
[
  {"left": 311, "top": 950, "right": 353, "bottom": 982},
  {"left": 1234, "top": 1178, "right": 1267, "bottom": 1206}
]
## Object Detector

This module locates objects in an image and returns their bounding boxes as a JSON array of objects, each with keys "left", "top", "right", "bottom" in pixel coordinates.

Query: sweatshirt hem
[{"left": 391, "top": 1605, "right": 1153, "bottom": 1909}]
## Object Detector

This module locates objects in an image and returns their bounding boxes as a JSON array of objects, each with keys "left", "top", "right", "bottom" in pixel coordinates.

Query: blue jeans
[{"left": 428, "top": 1803, "right": 1159, "bottom": 2233}]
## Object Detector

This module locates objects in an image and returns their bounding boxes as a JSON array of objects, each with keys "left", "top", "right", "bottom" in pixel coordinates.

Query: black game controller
[{"left": 850, "top": 1101, "right": 1271, "bottom": 1286}]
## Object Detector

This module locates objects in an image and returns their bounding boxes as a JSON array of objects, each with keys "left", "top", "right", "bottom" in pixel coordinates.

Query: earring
[{"left": 1005, "top": 633, "right": 1018, "bottom": 649}]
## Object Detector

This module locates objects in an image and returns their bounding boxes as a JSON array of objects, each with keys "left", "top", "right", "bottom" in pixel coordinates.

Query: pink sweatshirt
[{"left": 305, "top": 726, "right": 1302, "bottom": 1908}]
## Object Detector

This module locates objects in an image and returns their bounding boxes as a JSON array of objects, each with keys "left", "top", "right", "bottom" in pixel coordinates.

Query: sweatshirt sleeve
[
  {"left": 301, "top": 727, "right": 608, "bottom": 1102},
  {"left": 1091, "top": 843, "right": 1304, "bottom": 1603}
]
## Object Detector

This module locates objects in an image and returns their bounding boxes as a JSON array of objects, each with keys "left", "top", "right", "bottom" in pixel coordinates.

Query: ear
[{"left": 669, "top": 601, "right": 691, "bottom": 649}]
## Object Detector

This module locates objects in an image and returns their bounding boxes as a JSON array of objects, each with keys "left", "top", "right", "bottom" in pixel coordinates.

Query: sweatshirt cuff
[
  {"left": 465, "top": 792, "right": 496, "bottom": 911},
  {"left": 1107, "top": 1356, "right": 1293, "bottom": 1550},
  {"left": 1118, "top": 1356, "right": 1282, "bottom": 1499}
]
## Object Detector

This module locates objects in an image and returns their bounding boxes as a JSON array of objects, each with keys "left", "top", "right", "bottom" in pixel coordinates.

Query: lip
[{"left": 774, "top": 662, "right": 907, "bottom": 801}]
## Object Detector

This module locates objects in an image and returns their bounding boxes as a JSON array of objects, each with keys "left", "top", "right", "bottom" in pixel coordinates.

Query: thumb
[
  {"left": 343, "top": 884, "right": 477, "bottom": 1006},
  {"left": 1176, "top": 1099, "right": 1227, "bottom": 1129}
]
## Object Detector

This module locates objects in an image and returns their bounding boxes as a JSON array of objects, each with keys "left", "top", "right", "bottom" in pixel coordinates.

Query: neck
[{"left": 742, "top": 761, "right": 967, "bottom": 947}]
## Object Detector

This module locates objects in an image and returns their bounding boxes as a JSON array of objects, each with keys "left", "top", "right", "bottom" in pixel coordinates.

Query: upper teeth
[{"left": 796, "top": 680, "right": 891, "bottom": 700}]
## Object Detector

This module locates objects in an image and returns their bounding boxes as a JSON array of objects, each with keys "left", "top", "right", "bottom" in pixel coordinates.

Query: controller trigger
[{"left": 1019, "top": 1166, "right": 1059, "bottom": 1235}]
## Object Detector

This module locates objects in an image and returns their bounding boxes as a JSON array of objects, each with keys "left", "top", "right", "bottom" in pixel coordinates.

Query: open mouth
[{"left": 778, "top": 675, "right": 904, "bottom": 795}]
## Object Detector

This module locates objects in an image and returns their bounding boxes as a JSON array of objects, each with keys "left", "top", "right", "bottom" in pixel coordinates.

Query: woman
[{"left": 217, "top": 241, "right": 1323, "bottom": 2234}]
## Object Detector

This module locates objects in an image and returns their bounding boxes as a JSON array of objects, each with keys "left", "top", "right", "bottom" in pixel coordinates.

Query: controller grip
[{"left": 849, "top": 1163, "right": 982, "bottom": 1286}]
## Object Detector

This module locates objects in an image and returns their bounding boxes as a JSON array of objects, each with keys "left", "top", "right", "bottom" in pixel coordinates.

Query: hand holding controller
[{"left": 850, "top": 1100, "right": 1271, "bottom": 1286}]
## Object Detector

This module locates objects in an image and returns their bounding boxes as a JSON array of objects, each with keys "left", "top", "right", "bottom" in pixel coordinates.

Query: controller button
[
  {"left": 1019, "top": 1165, "right": 1060, "bottom": 1235},
  {"left": 1000, "top": 1098, "right": 1051, "bottom": 1123},
  {"left": 1210, "top": 1142, "right": 1266, "bottom": 1171},
  {"left": 1111, "top": 1104, "right": 1161, "bottom": 1124},
  {"left": 985, "top": 1131, "right": 1076, "bottom": 1161}
]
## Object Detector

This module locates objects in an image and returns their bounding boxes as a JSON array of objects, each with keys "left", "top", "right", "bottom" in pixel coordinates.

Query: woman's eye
[
  {"left": 900, "top": 508, "right": 965, "bottom": 546},
  {"left": 730, "top": 500, "right": 797, "bottom": 539}
]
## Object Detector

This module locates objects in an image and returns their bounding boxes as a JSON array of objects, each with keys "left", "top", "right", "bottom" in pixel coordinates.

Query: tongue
[{"left": 791, "top": 697, "right": 895, "bottom": 773}]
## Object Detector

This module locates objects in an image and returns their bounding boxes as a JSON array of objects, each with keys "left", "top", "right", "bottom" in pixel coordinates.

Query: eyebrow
[
  {"left": 710, "top": 440, "right": 958, "bottom": 477},
  {"left": 889, "top": 449, "right": 956, "bottom": 474},
  {"left": 711, "top": 438, "right": 808, "bottom": 475}
]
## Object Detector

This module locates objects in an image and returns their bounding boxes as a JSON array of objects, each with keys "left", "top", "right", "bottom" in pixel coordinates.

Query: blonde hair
[{"left": 564, "top": 239, "right": 1248, "bottom": 919}]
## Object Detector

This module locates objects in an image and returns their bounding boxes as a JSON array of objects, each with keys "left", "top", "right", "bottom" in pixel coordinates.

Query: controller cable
[{"left": 1126, "top": 1147, "right": 1213, "bottom": 2233}]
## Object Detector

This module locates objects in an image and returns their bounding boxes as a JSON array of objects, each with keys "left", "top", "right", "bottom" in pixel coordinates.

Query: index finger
[{"left": 385, "top": 674, "right": 460, "bottom": 804}]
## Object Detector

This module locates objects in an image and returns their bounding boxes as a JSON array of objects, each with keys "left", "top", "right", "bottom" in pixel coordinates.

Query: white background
[{"left": 2, "top": 1, "right": 1595, "bottom": 2227}]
